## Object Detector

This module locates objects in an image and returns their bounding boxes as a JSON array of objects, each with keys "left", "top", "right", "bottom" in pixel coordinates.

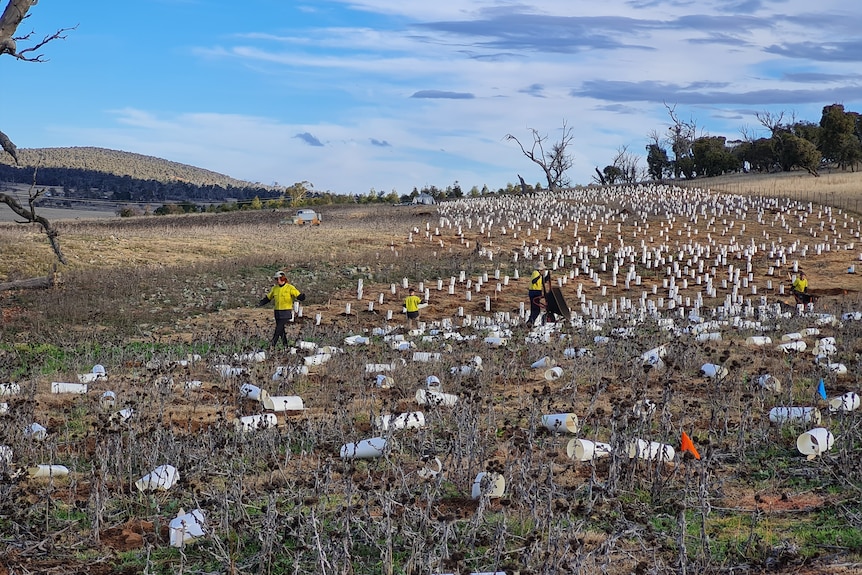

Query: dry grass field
[
  {"left": 0, "top": 184, "right": 117, "bottom": 227},
  {"left": 682, "top": 168, "right": 862, "bottom": 212},
  {"left": 1, "top": 174, "right": 862, "bottom": 575}
]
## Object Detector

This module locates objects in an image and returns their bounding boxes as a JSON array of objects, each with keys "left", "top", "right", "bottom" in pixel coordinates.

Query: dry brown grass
[
  {"left": 684, "top": 169, "right": 862, "bottom": 212},
  {"left": 0, "top": 206, "right": 412, "bottom": 279}
]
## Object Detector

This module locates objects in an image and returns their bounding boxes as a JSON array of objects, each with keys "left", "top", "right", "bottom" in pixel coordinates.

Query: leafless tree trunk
[
  {"left": 1, "top": 0, "right": 73, "bottom": 264},
  {"left": 505, "top": 121, "right": 575, "bottom": 191},
  {"left": 0, "top": 273, "right": 57, "bottom": 292},
  {"left": 0, "top": 0, "right": 33, "bottom": 57}
]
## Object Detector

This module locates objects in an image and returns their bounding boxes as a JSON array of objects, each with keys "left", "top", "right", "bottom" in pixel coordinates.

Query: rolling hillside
[
  {"left": 0, "top": 146, "right": 282, "bottom": 209},
  {"left": 0, "top": 146, "right": 256, "bottom": 188}
]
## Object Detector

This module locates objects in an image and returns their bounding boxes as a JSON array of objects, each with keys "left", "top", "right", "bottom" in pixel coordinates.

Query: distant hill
[
  {"left": 0, "top": 146, "right": 280, "bottom": 206},
  {"left": 0, "top": 146, "right": 257, "bottom": 188}
]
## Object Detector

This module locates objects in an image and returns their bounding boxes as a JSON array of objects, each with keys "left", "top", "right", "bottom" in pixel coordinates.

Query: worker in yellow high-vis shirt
[
  {"left": 404, "top": 287, "right": 423, "bottom": 330},
  {"left": 790, "top": 270, "right": 812, "bottom": 305},
  {"left": 258, "top": 271, "right": 306, "bottom": 348},
  {"left": 527, "top": 260, "right": 549, "bottom": 325}
]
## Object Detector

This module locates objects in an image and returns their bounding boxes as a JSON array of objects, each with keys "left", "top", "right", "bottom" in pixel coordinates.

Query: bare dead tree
[
  {"left": 755, "top": 110, "right": 786, "bottom": 137},
  {"left": 665, "top": 103, "right": 696, "bottom": 154},
  {"left": 612, "top": 145, "right": 641, "bottom": 184},
  {"left": 738, "top": 124, "right": 756, "bottom": 143},
  {"left": 646, "top": 129, "right": 662, "bottom": 149},
  {"left": 0, "top": 0, "right": 74, "bottom": 264},
  {"left": 593, "top": 145, "right": 642, "bottom": 186},
  {"left": 505, "top": 121, "right": 575, "bottom": 191},
  {"left": 517, "top": 174, "right": 529, "bottom": 194}
]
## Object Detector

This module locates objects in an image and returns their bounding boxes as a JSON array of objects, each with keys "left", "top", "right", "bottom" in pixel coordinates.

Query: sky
[{"left": 2, "top": 0, "right": 861, "bottom": 196}]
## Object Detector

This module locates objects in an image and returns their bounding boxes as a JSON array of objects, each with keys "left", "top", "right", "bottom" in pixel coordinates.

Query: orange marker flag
[{"left": 680, "top": 431, "right": 701, "bottom": 460}]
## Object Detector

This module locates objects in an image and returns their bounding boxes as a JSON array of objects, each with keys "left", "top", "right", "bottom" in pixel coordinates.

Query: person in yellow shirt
[
  {"left": 258, "top": 271, "right": 305, "bottom": 348},
  {"left": 527, "top": 261, "right": 550, "bottom": 325},
  {"left": 404, "top": 288, "right": 423, "bottom": 330},
  {"left": 791, "top": 271, "right": 812, "bottom": 305}
]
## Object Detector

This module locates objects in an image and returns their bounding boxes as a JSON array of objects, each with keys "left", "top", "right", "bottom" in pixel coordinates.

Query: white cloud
[{"left": 16, "top": 0, "right": 862, "bottom": 194}]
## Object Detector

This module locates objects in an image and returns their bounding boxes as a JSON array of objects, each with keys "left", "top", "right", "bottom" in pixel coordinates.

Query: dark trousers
[
  {"left": 793, "top": 290, "right": 813, "bottom": 305},
  {"left": 528, "top": 289, "right": 543, "bottom": 324},
  {"left": 271, "top": 309, "right": 294, "bottom": 347}
]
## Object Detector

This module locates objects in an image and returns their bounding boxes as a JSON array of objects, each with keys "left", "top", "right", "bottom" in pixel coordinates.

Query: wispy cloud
[
  {"left": 519, "top": 84, "right": 545, "bottom": 97},
  {"left": 572, "top": 79, "right": 862, "bottom": 106},
  {"left": 295, "top": 132, "right": 324, "bottom": 146},
  {"left": 416, "top": 14, "right": 656, "bottom": 53},
  {"left": 410, "top": 90, "right": 475, "bottom": 99},
  {"left": 766, "top": 40, "right": 862, "bottom": 63},
  {"left": 594, "top": 103, "right": 643, "bottom": 114},
  {"left": 782, "top": 72, "right": 860, "bottom": 83}
]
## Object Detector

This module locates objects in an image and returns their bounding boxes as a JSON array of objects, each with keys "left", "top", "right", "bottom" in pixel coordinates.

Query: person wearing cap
[
  {"left": 527, "top": 260, "right": 550, "bottom": 325},
  {"left": 404, "top": 287, "right": 423, "bottom": 330},
  {"left": 258, "top": 271, "right": 306, "bottom": 348}
]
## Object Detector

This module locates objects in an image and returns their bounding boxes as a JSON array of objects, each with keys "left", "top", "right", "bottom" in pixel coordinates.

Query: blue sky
[{"left": 3, "top": 0, "right": 861, "bottom": 195}]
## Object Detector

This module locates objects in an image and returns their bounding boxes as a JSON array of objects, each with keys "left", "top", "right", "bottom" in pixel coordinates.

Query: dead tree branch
[
  {"left": 0, "top": 0, "right": 35, "bottom": 56},
  {"left": 0, "top": 167, "right": 67, "bottom": 263},
  {"left": 1, "top": 0, "right": 72, "bottom": 265},
  {"left": 0, "top": 274, "right": 56, "bottom": 292},
  {"left": 15, "top": 25, "right": 75, "bottom": 61},
  {"left": 0, "top": 128, "right": 18, "bottom": 163}
]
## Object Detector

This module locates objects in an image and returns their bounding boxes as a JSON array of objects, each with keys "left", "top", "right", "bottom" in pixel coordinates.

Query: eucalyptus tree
[
  {"left": 645, "top": 130, "right": 671, "bottom": 181},
  {"left": 820, "top": 104, "right": 862, "bottom": 171},
  {"left": 691, "top": 136, "right": 740, "bottom": 177}
]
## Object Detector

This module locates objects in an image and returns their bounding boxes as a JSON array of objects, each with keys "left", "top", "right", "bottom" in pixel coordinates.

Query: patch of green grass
[
  {"left": 1, "top": 342, "right": 68, "bottom": 378},
  {"left": 437, "top": 479, "right": 463, "bottom": 499},
  {"left": 689, "top": 504, "right": 862, "bottom": 566},
  {"left": 109, "top": 551, "right": 147, "bottom": 573},
  {"left": 52, "top": 502, "right": 89, "bottom": 525},
  {"left": 792, "top": 507, "right": 862, "bottom": 560},
  {"left": 500, "top": 513, "right": 539, "bottom": 539},
  {"left": 114, "top": 547, "right": 176, "bottom": 575},
  {"left": 739, "top": 437, "right": 798, "bottom": 485},
  {"left": 698, "top": 512, "right": 776, "bottom": 564},
  {"left": 0, "top": 339, "right": 221, "bottom": 380},
  {"left": 284, "top": 434, "right": 317, "bottom": 456},
  {"left": 60, "top": 404, "right": 90, "bottom": 436},
  {"left": 649, "top": 512, "right": 677, "bottom": 534},
  {"left": 618, "top": 488, "right": 653, "bottom": 506}
]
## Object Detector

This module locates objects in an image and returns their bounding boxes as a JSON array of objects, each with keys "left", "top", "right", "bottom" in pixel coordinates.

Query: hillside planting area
[{"left": 1, "top": 182, "right": 862, "bottom": 574}]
